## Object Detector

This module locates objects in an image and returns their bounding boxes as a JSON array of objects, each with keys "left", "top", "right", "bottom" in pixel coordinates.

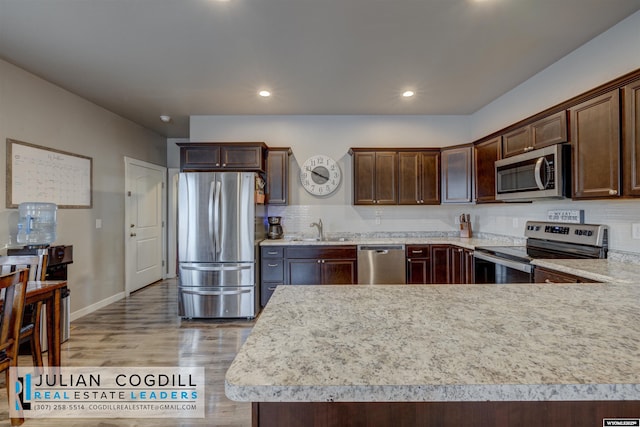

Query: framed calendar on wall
[{"left": 6, "top": 139, "right": 93, "bottom": 208}]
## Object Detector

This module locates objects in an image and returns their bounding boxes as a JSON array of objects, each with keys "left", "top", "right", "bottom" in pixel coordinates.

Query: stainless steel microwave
[{"left": 495, "top": 144, "right": 571, "bottom": 201}]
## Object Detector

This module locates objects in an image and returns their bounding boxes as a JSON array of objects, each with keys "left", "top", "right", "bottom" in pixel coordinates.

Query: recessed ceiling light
[
  {"left": 159, "top": 115, "right": 171, "bottom": 123},
  {"left": 402, "top": 90, "right": 415, "bottom": 98},
  {"left": 258, "top": 90, "right": 271, "bottom": 97}
]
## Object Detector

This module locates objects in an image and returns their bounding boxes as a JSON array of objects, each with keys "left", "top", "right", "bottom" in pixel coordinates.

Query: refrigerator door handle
[
  {"left": 181, "top": 264, "right": 252, "bottom": 272},
  {"left": 208, "top": 180, "right": 216, "bottom": 253},
  {"left": 180, "top": 288, "right": 252, "bottom": 296},
  {"left": 213, "top": 180, "right": 222, "bottom": 255}
]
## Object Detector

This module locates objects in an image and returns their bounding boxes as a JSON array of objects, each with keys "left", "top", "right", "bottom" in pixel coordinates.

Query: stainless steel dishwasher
[{"left": 357, "top": 245, "right": 406, "bottom": 284}]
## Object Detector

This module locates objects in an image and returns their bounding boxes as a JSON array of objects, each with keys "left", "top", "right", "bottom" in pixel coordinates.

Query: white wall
[
  {"left": 176, "top": 10, "right": 640, "bottom": 256},
  {"left": 0, "top": 59, "right": 167, "bottom": 316}
]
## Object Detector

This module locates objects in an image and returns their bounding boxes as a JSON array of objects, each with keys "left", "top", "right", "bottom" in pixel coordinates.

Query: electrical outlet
[
  {"left": 632, "top": 223, "right": 640, "bottom": 239},
  {"left": 454, "top": 216, "right": 461, "bottom": 225}
]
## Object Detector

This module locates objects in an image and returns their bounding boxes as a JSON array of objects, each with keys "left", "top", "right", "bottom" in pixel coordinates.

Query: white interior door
[{"left": 125, "top": 157, "right": 166, "bottom": 295}]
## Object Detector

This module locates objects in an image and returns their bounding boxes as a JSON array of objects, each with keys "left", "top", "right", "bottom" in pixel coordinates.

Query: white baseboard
[{"left": 70, "top": 292, "right": 126, "bottom": 322}]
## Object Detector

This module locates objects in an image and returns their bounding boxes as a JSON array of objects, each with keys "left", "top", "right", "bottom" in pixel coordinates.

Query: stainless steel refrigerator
[{"left": 178, "top": 172, "right": 265, "bottom": 319}]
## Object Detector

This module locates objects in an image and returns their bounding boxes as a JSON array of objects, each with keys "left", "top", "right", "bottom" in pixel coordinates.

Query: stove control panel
[{"left": 525, "top": 221, "right": 608, "bottom": 247}]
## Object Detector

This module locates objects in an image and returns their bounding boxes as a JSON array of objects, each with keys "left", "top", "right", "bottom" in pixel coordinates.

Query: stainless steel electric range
[{"left": 474, "top": 221, "right": 608, "bottom": 284}]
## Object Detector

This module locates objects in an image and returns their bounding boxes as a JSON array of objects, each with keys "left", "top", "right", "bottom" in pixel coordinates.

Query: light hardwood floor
[{"left": 0, "top": 278, "right": 255, "bottom": 427}]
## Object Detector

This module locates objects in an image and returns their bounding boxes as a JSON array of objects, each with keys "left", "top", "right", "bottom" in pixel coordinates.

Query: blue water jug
[{"left": 16, "top": 202, "right": 57, "bottom": 246}]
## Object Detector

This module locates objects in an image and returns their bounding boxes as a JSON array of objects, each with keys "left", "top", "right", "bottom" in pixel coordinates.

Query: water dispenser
[{"left": 16, "top": 202, "right": 57, "bottom": 246}]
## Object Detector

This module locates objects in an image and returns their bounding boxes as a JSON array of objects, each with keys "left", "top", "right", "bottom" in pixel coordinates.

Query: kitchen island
[{"left": 225, "top": 283, "right": 640, "bottom": 426}]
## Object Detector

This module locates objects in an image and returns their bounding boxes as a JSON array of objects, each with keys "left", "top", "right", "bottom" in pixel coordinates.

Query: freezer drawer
[
  {"left": 178, "top": 286, "right": 257, "bottom": 318},
  {"left": 179, "top": 262, "right": 254, "bottom": 287}
]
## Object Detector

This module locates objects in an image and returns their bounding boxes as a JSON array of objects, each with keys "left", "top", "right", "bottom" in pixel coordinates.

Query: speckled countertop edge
[{"left": 226, "top": 284, "right": 640, "bottom": 402}]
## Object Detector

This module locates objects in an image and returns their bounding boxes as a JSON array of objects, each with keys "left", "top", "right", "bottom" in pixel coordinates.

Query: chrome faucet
[{"left": 310, "top": 219, "right": 324, "bottom": 241}]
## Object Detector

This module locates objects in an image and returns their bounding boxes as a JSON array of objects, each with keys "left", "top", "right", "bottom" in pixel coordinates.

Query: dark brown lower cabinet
[
  {"left": 285, "top": 246, "right": 357, "bottom": 285},
  {"left": 430, "top": 245, "right": 473, "bottom": 284},
  {"left": 253, "top": 401, "right": 640, "bottom": 427},
  {"left": 534, "top": 267, "right": 597, "bottom": 284},
  {"left": 430, "top": 245, "right": 450, "bottom": 284},
  {"left": 406, "top": 245, "right": 431, "bottom": 284}
]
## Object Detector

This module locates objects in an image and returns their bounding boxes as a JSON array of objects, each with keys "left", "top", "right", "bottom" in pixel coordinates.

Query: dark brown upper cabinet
[
  {"left": 441, "top": 145, "right": 473, "bottom": 204},
  {"left": 178, "top": 142, "right": 268, "bottom": 172},
  {"left": 624, "top": 79, "right": 640, "bottom": 197},
  {"left": 350, "top": 149, "right": 398, "bottom": 205},
  {"left": 502, "top": 111, "right": 568, "bottom": 158},
  {"left": 266, "top": 147, "right": 292, "bottom": 205},
  {"left": 570, "top": 90, "right": 621, "bottom": 199},
  {"left": 473, "top": 136, "right": 501, "bottom": 203},
  {"left": 398, "top": 150, "right": 440, "bottom": 205}
]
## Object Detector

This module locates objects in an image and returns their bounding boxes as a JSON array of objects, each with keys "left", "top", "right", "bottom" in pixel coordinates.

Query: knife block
[{"left": 460, "top": 222, "right": 472, "bottom": 238}]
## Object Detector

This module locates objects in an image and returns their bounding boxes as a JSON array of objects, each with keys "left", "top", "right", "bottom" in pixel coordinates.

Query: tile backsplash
[{"left": 267, "top": 198, "right": 640, "bottom": 256}]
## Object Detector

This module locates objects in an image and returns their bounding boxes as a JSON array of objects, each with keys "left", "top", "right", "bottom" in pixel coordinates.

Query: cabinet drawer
[
  {"left": 534, "top": 267, "right": 597, "bottom": 284},
  {"left": 260, "top": 282, "right": 281, "bottom": 307},
  {"left": 406, "top": 245, "right": 430, "bottom": 259},
  {"left": 261, "top": 247, "right": 284, "bottom": 258},
  {"left": 262, "top": 260, "right": 284, "bottom": 282}
]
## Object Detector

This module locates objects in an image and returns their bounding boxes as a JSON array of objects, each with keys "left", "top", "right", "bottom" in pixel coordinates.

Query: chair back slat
[
  {"left": 0, "top": 269, "right": 28, "bottom": 354},
  {"left": 0, "top": 254, "right": 47, "bottom": 282}
]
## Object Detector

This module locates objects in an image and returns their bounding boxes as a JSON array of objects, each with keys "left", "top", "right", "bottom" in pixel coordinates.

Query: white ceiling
[{"left": 1, "top": 0, "right": 640, "bottom": 138}]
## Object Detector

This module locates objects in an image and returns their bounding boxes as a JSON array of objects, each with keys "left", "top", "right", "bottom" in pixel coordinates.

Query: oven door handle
[{"left": 474, "top": 252, "right": 533, "bottom": 274}]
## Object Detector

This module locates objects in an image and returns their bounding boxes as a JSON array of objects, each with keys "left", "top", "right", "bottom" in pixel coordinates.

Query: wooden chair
[
  {"left": 0, "top": 268, "right": 29, "bottom": 426},
  {"left": 0, "top": 254, "right": 48, "bottom": 367}
]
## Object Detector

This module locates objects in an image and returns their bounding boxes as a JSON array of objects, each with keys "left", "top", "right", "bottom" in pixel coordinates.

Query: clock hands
[{"left": 311, "top": 169, "right": 329, "bottom": 181}]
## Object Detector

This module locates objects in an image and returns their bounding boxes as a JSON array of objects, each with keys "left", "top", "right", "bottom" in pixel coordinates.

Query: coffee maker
[{"left": 267, "top": 216, "right": 284, "bottom": 239}]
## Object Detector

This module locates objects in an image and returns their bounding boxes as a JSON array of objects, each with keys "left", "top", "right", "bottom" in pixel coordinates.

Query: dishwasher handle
[{"left": 357, "top": 245, "right": 405, "bottom": 252}]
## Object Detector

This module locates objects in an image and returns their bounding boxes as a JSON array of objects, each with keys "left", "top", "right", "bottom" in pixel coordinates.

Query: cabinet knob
[
  {"left": 222, "top": 163, "right": 227, "bottom": 167},
  {"left": 317, "top": 260, "right": 321, "bottom": 263},
  {"left": 608, "top": 189, "right": 618, "bottom": 195},
  {"left": 321, "top": 260, "right": 325, "bottom": 264},
  {"left": 216, "top": 163, "right": 220, "bottom": 167}
]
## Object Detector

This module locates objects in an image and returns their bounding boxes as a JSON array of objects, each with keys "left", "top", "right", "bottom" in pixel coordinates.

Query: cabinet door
[
  {"left": 474, "top": 137, "right": 500, "bottom": 203},
  {"left": 375, "top": 152, "right": 398, "bottom": 205},
  {"left": 421, "top": 151, "right": 440, "bottom": 205},
  {"left": 441, "top": 146, "right": 473, "bottom": 203},
  {"left": 449, "top": 246, "right": 465, "bottom": 284},
  {"left": 464, "top": 249, "right": 475, "bottom": 284},
  {"left": 321, "top": 259, "right": 357, "bottom": 284},
  {"left": 398, "top": 151, "right": 440, "bottom": 205},
  {"left": 266, "top": 148, "right": 290, "bottom": 205},
  {"left": 502, "top": 126, "right": 531, "bottom": 158},
  {"left": 398, "top": 152, "right": 421, "bottom": 205},
  {"left": 407, "top": 259, "right": 430, "bottom": 284},
  {"left": 624, "top": 80, "right": 640, "bottom": 196},
  {"left": 531, "top": 110, "right": 568, "bottom": 149},
  {"left": 430, "top": 245, "right": 450, "bottom": 284},
  {"left": 353, "top": 152, "right": 377, "bottom": 205},
  {"left": 406, "top": 245, "right": 431, "bottom": 284},
  {"left": 180, "top": 145, "right": 221, "bottom": 170},
  {"left": 571, "top": 90, "right": 621, "bottom": 199},
  {"left": 221, "top": 146, "right": 265, "bottom": 171},
  {"left": 287, "top": 259, "right": 322, "bottom": 285}
]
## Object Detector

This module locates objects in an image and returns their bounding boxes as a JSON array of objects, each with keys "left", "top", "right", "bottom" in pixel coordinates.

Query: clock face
[{"left": 300, "top": 155, "right": 341, "bottom": 196}]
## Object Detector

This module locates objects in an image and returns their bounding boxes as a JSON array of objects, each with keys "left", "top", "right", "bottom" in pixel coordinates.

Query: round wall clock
[{"left": 300, "top": 154, "right": 341, "bottom": 196}]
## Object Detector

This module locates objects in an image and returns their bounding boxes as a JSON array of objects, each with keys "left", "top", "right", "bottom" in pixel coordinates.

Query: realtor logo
[
  {"left": 13, "top": 373, "right": 32, "bottom": 412},
  {"left": 9, "top": 366, "right": 204, "bottom": 419},
  {"left": 603, "top": 419, "right": 640, "bottom": 426}
]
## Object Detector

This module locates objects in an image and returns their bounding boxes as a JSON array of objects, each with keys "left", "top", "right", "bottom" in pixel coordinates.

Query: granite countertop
[
  {"left": 226, "top": 283, "right": 640, "bottom": 403},
  {"left": 260, "top": 236, "right": 515, "bottom": 250},
  {"left": 532, "top": 258, "right": 640, "bottom": 284}
]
